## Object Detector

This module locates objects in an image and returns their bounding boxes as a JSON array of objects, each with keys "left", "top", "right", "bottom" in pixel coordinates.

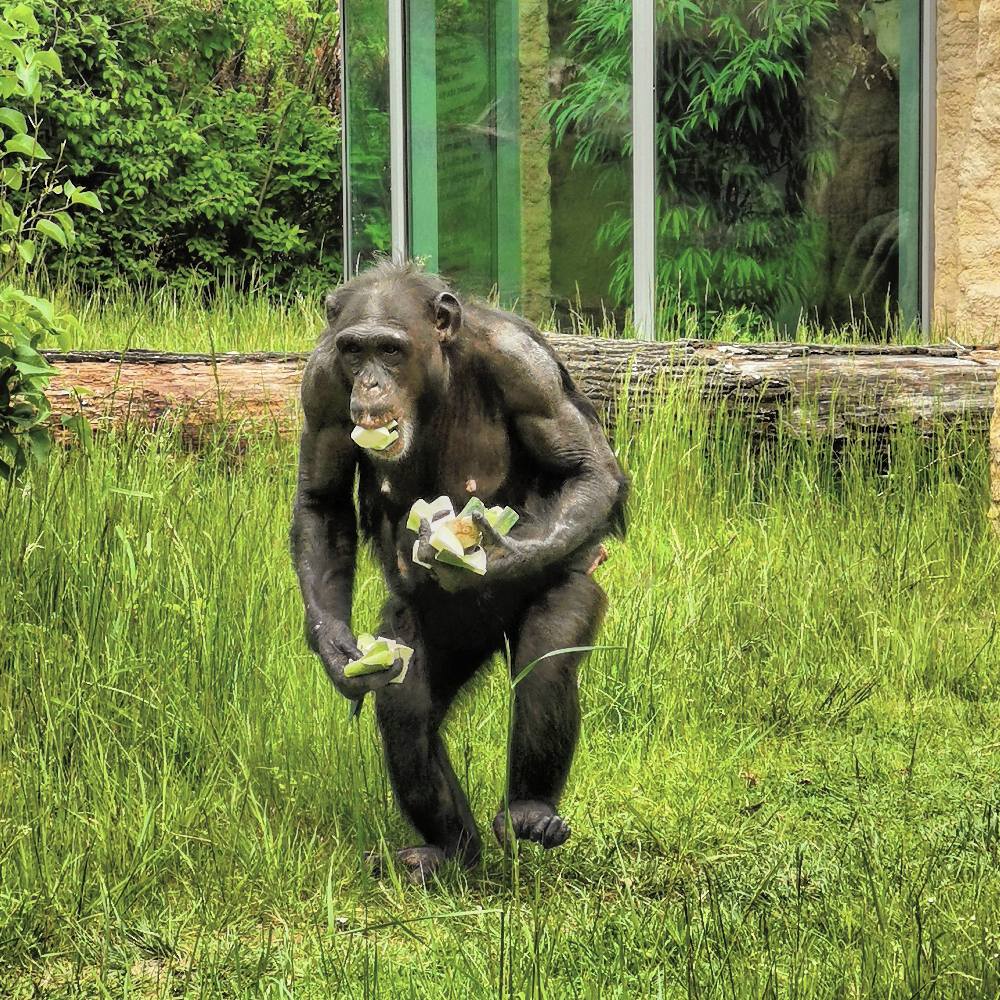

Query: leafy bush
[
  {"left": 547, "top": 0, "right": 838, "bottom": 320},
  {"left": 0, "top": 1, "right": 100, "bottom": 479},
  {"left": 32, "top": 0, "right": 342, "bottom": 292}
]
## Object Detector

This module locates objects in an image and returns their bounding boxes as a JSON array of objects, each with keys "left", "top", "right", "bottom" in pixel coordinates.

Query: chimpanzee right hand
[{"left": 312, "top": 620, "right": 403, "bottom": 699}]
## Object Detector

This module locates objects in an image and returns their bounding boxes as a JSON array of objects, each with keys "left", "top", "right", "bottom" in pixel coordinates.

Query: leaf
[
  {"left": 5, "top": 4, "right": 40, "bottom": 31},
  {"left": 0, "top": 106, "right": 26, "bottom": 134},
  {"left": 16, "top": 238, "right": 32, "bottom": 263},
  {"left": 15, "top": 61, "right": 38, "bottom": 100},
  {"left": 13, "top": 359, "right": 54, "bottom": 375},
  {"left": 5, "top": 132, "right": 47, "bottom": 159},
  {"left": 61, "top": 412, "right": 92, "bottom": 450},
  {"left": 1, "top": 165, "right": 22, "bottom": 189},
  {"left": 32, "top": 49, "right": 61, "bottom": 75},
  {"left": 35, "top": 218, "right": 66, "bottom": 246},
  {"left": 26, "top": 425, "right": 50, "bottom": 463},
  {"left": 54, "top": 211, "right": 74, "bottom": 242},
  {"left": 21, "top": 293, "right": 54, "bottom": 325},
  {"left": 70, "top": 188, "right": 102, "bottom": 211}
]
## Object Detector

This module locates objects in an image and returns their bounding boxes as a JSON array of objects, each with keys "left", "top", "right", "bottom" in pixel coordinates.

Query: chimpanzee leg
[
  {"left": 372, "top": 602, "right": 481, "bottom": 881},
  {"left": 493, "top": 571, "right": 607, "bottom": 850}
]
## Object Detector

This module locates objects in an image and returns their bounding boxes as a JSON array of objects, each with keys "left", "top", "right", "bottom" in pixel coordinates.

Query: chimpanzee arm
[
  {"left": 292, "top": 419, "right": 357, "bottom": 637},
  {"left": 291, "top": 355, "right": 401, "bottom": 697},
  {"left": 476, "top": 322, "right": 624, "bottom": 578}
]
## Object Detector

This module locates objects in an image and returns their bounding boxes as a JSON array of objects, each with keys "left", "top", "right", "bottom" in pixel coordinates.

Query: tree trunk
[{"left": 41, "top": 338, "right": 1000, "bottom": 446}]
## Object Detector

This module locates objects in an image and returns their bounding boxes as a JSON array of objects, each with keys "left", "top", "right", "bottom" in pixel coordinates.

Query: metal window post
[
  {"left": 631, "top": 0, "right": 656, "bottom": 340},
  {"left": 920, "top": 0, "right": 936, "bottom": 339},
  {"left": 389, "top": 0, "right": 408, "bottom": 263}
]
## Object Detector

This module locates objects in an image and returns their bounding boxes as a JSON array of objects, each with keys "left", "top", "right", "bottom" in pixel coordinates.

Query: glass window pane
[
  {"left": 540, "top": 0, "right": 633, "bottom": 327},
  {"left": 407, "top": 0, "right": 631, "bottom": 327},
  {"left": 408, "top": 0, "right": 512, "bottom": 296},
  {"left": 343, "top": 0, "right": 391, "bottom": 269},
  {"left": 653, "top": 1, "right": 921, "bottom": 336}
]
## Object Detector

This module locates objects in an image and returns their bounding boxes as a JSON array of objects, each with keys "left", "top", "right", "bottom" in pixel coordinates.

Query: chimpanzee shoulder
[{"left": 460, "top": 302, "right": 600, "bottom": 426}]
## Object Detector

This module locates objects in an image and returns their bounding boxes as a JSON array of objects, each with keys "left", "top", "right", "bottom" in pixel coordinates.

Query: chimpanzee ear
[
  {"left": 433, "top": 291, "right": 462, "bottom": 342},
  {"left": 324, "top": 288, "right": 345, "bottom": 326}
]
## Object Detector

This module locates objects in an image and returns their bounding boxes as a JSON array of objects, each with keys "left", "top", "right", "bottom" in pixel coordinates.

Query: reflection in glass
[
  {"left": 543, "top": 0, "right": 632, "bottom": 326},
  {"left": 409, "top": 0, "right": 519, "bottom": 298},
  {"left": 343, "top": 0, "right": 391, "bottom": 270},
  {"left": 343, "top": 0, "right": 920, "bottom": 335},
  {"left": 648, "top": 0, "right": 919, "bottom": 333},
  {"left": 407, "top": 0, "right": 630, "bottom": 325}
]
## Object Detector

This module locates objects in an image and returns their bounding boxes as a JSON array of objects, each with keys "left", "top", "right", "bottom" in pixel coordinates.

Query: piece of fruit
[
  {"left": 484, "top": 505, "right": 519, "bottom": 536},
  {"left": 435, "top": 546, "right": 488, "bottom": 575},
  {"left": 428, "top": 522, "right": 466, "bottom": 558},
  {"left": 458, "top": 497, "right": 487, "bottom": 519},
  {"left": 448, "top": 515, "right": 481, "bottom": 549},
  {"left": 344, "top": 633, "right": 414, "bottom": 684},
  {"left": 406, "top": 496, "right": 519, "bottom": 576},
  {"left": 406, "top": 495, "right": 454, "bottom": 531},
  {"left": 351, "top": 421, "right": 399, "bottom": 451}
]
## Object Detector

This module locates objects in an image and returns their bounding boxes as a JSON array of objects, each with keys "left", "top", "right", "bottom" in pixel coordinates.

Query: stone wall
[{"left": 935, "top": 0, "right": 1000, "bottom": 340}]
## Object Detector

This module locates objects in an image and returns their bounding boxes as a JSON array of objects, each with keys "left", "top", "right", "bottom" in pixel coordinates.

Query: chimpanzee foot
[
  {"left": 492, "top": 800, "right": 571, "bottom": 850},
  {"left": 396, "top": 846, "right": 449, "bottom": 884},
  {"left": 368, "top": 846, "right": 448, "bottom": 885}
]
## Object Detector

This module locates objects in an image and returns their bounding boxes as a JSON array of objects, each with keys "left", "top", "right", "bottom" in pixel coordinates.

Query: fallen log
[{"left": 41, "top": 337, "right": 1000, "bottom": 445}]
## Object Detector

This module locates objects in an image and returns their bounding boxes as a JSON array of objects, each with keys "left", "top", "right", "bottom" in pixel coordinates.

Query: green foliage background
[{"left": 33, "top": 0, "right": 342, "bottom": 291}]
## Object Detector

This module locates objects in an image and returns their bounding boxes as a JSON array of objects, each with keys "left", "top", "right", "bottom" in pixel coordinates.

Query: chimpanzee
[{"left": 290, "top": 260, "right": 628, "bottom": 883}]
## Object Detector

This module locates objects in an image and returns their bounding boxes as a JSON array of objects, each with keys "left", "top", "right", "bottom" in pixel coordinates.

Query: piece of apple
[
  {"left": 406, "top": 495, "right": 455, "bottom": 531},
  {"left": 343, "top": 633, "right": 414, "bottom": 684},
  {"left": 351, "top": 421, "right": 399, "bottom": 451},
  {"left": 435, "top": 546, "right": 488, "bottom": 575}
]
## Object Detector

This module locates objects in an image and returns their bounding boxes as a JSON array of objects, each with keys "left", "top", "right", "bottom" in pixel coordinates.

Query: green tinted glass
[
  {"left": 407, "top": 0, "right": 630, "bottom": 324},
  {"left": 343, "top": 0, "right": 391, "bottom": 269},
  {"left": 652, "top": 0, "right": 922, "bottom": 335}
]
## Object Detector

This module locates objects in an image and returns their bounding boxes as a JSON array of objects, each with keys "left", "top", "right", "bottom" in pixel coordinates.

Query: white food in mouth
[{"left": 351, "top": 420, "right": 399, "bottom": 451}]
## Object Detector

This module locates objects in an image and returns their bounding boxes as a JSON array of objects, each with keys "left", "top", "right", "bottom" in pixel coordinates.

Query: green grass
[
  {"left": 3, "top": 359, "right": 1000, "bottom": 997},
  {"left": 3, "top": 276, "right": 998, "bottom": 995},
  {"left": 44, "top": 280, "right": 932, "bottom": 353}
]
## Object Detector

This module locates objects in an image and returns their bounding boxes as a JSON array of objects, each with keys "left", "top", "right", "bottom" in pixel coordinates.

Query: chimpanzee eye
[
  {"left": 382, "top": 344, "right": 400, "bottom": 357},
  {"left": 342, "top": 343, "right": 361, "bottom": 356}
]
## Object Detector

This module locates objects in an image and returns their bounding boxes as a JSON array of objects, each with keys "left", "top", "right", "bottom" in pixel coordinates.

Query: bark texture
[{"left": 42, "top": 339, "right": 1000, "bottom": 446}]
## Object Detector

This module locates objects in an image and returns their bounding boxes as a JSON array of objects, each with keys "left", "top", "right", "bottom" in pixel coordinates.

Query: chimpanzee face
[{"left": 324, "top": 275, "right": 462, "bottom": 462}]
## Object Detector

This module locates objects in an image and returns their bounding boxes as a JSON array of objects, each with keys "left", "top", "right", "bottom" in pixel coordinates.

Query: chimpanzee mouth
[{"left": 351, "top": 417, "right": 408, "bottom": 460}]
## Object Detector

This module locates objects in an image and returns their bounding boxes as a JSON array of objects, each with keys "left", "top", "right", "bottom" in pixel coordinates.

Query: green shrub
[
  {"left": 32, "top": 0, "right": 342, "bottom": 292},
  {"left": 0, "top": 1, "right": 100, "bottom": 479}
]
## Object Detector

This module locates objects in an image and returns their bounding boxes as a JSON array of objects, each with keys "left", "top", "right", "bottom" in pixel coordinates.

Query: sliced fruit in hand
[
  {"left": 351, "top": 421, "right": 399, "bottom": 451},
  {"left": 484, "top": 505, "right": 519, "bottom": 536},
  {"left": 343, "top": 633, "right": 414, "bottom": 684},
  {"left": 406, "top": 495, "right": 454, "bottom": 531},
  {"left": 435, "top": 546, "right": 488, "bottom": 576},
  {"left": 407, "top": 496, "right": 518, "bottom": 576}
]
